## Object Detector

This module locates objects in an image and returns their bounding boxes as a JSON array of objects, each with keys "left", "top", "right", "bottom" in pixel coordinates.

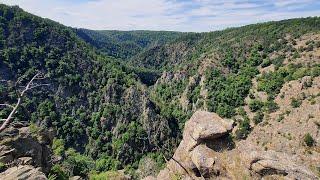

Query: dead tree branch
[{"left": 0, "top": 72, "right": 48, "bottom": 133}]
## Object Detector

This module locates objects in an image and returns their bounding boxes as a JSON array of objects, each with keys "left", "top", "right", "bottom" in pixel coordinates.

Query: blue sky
[{"left": 1, "top": 0, "right": 320, "bottom": 32}]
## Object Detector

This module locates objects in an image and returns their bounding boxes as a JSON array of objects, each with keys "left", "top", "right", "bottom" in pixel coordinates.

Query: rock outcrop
[
  {"left": 0, "top": 124, "right": 54, "bottom": 179},
  {"left": 0, "top": 165, "right": 47, "bottom": 180},
  {"left": 238, "top": 143, "right": 318, "bottom": 180},
  {"left": 146, "top": 111, "right": 234, "bottom": 179},
  {"left": 146, "top": 111, "right": 318, "bottom": 180}
]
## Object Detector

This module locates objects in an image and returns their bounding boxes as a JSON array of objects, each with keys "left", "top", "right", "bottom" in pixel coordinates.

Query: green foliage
[
  {"left": 264, "top": 100, "right": 279, "bottom": 113},
  {"left": 95, "top": 156, "right": 120, "bottom": 172},
  {"left": 0, "top": 162, "right": 6, "bottom": 172},
  {"left": 261, "top": 58, "right": 272, "bottom": 68},
  {"left": 235, "top": 118, "right": 251, "bottom": 139},
  {"left": 304, "top": 133, "right": 315, "bottom": 147},
  {"left": 63, "top": 148, "right": 95, "bottom": 177},
  {"left": 29, "top": 123, "right": 41, "bottom": 137},
  {"left": 206, "top": 51, "right": 259, "bottom": 118},
  {"left": 249, "top": 100, "right": 264, "bottom": 112},
  {"left": 76, "top": 29, "right": 183, "bottom": 59},
  {"left": 31, "top": 99, "right": 57, "bottom": 126},
  {"left": 49, "top": 164, "right": 68, "bottom": 180},
  {"left": 253, "top": 111, "right": 264, "bottom": 125},
  {"left": 291, "top": 98, "right": 302, "bottom": 108},
  {"left": 1, "top": 4, "right": 320, "bottom": 179},
  {"left": 258, "top": 65, "right": 320, "bottom": 97},
  {"left": 52, "top": 138, "right": 65, "bottom": 156},
  {"left": 247, "top": 47, "right": 263, "bottom": 66},
  {"left": 89, "top": 171, "right": 125, "bottom": 180},
  {"left": 257, "top": 69, "right": 287, "bottom": 96}
]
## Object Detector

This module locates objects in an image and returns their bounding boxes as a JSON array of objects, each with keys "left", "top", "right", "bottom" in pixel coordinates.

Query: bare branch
[
  {"left": 0, "top": 72, "right": 48, "bottom": 133},
  {"left": 15, "top": 75, "right": 24, "bottom": 86},
  {"left": 0, "top": 104, "right": 15, "bottom": 109}
]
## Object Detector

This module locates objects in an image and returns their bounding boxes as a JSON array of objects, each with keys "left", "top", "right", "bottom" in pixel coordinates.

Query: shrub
[
  {"left": 63, "top": 148, "right": 95, "bottom": 177},
  {"left": 292, "top": 51, "right": 300, "bottom": 59},
  {"left": 261, "top": 58, "right": 272, "bottom": 68},
  {"left": 264, "top": 100, "right": 279, "bottom": 113},
  {"left": 253, "top": 111, "right": 264, "bottom": 125},
  {"left": 0, "top": 162, "right": 6, "bottom": 172},
  {"left": 304, "top": 133, "right": 315, "bottom": 147},
  {"left": 235, "top": 118, "right": 251, "bottom": 139},
  {"left": 291, "top": 98, "right": 302, "bottom": 108},
  {"left": 249, "top": 100, "right": 264, "bottom": 112},
  {"left": 49, "top": 164, "right": 68, "bottom": 180},
  {"left": 249, "top": 92, "right": 255, "bottom": 99},
  {"left": 90, "top": 171, "right": 125, "bottom": 180},
  {"left": 52, "top": 138, "right": 65, "bottom": 156},
  {"left": 95, "top": 156, "right": 120, "bottom": 172},
  {"left": 277, "top": 114, "right": 285, "bottom": 122},
  {"left": 237, "top": 107, "right": 247, "bottom": 117}
]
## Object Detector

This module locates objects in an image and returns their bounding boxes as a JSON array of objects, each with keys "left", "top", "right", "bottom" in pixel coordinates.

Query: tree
[{"left": 0, "top": 72, "right": 48, "bottom": 132}]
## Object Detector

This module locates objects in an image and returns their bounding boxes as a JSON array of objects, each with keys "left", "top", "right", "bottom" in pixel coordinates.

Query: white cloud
[{"left": 0, "top": 0, "right": 319, "bottom": 32}]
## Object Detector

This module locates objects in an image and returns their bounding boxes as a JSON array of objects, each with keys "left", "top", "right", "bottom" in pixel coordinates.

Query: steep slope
[
  {"left": 143, "top": 19, "right": 320, "bottom": 179},
  {"left": 0, "top": 4, "right": 178, "bottom": 178},
  {"left": 75, "top": 29, "right": 183, "bottom": 59},
  {"left": 144, "top": 17, "right": 320, "bottom": 128}
]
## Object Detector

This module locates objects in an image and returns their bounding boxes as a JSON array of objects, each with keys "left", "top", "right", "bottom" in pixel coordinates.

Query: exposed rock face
[
  {"left": 146, "top": 111, "right": 234, "bottom": 179},
  {"left": 190, "top": 145, "right": 215, "bottom": 178},
  {"left": 0, "top": 125, "right": 54, "bottom": 179},
  {"left": 238, "top": 143, "right": 318, "bottom": 180},
  {"left": 146, "top": 111, "right": 318, "bottom": 180},
  {"left": 0, "top": 165, "right": 47, "bottom": 180}
]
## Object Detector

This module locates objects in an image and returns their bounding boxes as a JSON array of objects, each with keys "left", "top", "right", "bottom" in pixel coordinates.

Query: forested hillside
[
  {"left": 0, "top": 4, "right": 319, "bottom": 180},
  {"left": 75, "top": 29, "right": 183, "bottom": 59},
  {"left": 0, "top": 4, "right": 179, "bottom": 179}
]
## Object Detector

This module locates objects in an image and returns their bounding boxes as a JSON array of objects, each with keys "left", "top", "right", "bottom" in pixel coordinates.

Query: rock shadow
[{"left": 203, "top": 134, "right": 235, "bottom": 152}]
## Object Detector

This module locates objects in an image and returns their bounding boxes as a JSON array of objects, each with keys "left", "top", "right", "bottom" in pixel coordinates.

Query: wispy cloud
[{"left": 1, "top": 0, "right": 320, "bottom": 32}]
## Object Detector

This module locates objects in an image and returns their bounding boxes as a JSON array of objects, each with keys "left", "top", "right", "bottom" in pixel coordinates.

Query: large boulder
[
  {"left": 149, "top": 111, "right": 234, "bottom": 180},
  {"left": 190, "top": 144, "right": 215, "bottom": 178}
]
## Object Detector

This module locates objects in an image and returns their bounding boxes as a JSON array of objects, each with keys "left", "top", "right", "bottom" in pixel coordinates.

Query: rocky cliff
[
  {"left": 145, "top": 111, "right": 319, "bottom": 180},
  {"left": 0, "top": 123, "right": 54, "bottom": 180}
]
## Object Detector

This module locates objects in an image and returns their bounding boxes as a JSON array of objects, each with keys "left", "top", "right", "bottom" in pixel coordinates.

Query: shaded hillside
[
  {"left": 75, "top": 29, "right": 183, "bottom": 59},
  {"left": 0, "top": 4, "right": 180, "bottom": 178}
]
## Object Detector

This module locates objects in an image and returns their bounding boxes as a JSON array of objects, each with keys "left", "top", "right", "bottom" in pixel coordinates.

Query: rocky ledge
[
  {"left": 0, "top": 124, "right": 55, "bottom": 180},
  {"left": 145, "top": 111, "right": 318, "bottom": 180}
]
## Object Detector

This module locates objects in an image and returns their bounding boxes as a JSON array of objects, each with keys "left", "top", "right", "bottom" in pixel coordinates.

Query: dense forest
[
  {"left": 75, "top": 29, "right": 183, "bottom": 59},
  {"left": 0, "top": 4, "right": 319, "bottom": 179}
]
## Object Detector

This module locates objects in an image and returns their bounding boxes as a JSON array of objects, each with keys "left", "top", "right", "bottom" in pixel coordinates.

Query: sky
[{"left": 1, "top": 0, "right": 320, "bottom": 32}]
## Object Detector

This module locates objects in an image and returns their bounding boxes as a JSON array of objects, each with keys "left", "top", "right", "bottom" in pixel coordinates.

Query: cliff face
[{"left": 146, "top": 110, "right": 319, "bottom": 180}]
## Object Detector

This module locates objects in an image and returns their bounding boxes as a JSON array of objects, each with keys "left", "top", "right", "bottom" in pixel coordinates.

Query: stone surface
[
  {"left": 183, "top": 111, "right": 234, "bottom": 142},
  {"left": 0, "top": 126, "right": 54, "bottom": 179},
  {"left": 147, "top": 111, "right": 234, "bottom": 180},
  {"left": 0, "top": 127, "right": 53, "bottom": 173},
  {"left": 239, "top": 143, "right": 318, "bottom": 180},
  {"left": 190, "top": 144, "right": 215, "bottom": 178},
  {"left": 147, "top": 109, "right": 318, "bottom": 180},
  {"left": 0, "top": 165, "right": 47, "bottom": 180}
]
